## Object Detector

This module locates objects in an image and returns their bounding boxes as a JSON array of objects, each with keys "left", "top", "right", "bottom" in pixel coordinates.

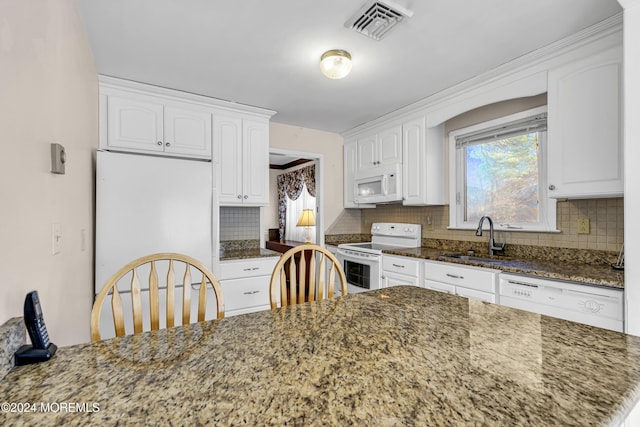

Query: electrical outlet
[
  {"left": 577, "top": 218, "right": 590, "bottom": 234},
  {"left": 426, "top": 216, "right": 434, "bottom": 231}
]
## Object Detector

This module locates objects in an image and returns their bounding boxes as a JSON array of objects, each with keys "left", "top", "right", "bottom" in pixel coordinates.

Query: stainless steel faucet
[{"left": 475, "top": 216, "right": 505, "bottom": 256}]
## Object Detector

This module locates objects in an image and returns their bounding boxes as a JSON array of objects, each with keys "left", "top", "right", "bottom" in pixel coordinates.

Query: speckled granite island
[{"left": 2, "top": 286, "right": 640, "bottom": 426}]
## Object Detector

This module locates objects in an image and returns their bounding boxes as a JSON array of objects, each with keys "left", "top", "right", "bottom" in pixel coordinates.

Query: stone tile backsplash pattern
[
  {"left": 359, "top": 198, "right": 623, "bottom": 253},
  {"left": 220, "top": 207, "right": 260, "bottom": 241}
]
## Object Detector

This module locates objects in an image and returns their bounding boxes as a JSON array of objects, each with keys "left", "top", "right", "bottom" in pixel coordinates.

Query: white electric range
[{"left": 337, "top": 223, "right": 422, "bottom": 294}]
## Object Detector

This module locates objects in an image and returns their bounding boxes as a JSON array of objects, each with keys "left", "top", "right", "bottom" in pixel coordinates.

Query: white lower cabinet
[
  {"left": 218, "top": 257, "right": 279, "bottom": 316},
  {"left": 423, "top": 260, "right": 498, "bottom": 303},
  {"left": 382, "top": 255, "right": 421, "bottom": 288}
]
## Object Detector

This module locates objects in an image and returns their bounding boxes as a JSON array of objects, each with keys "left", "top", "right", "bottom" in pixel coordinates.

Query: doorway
[{"left": 268, "top": 148, "right": 324, "bottom": 246}]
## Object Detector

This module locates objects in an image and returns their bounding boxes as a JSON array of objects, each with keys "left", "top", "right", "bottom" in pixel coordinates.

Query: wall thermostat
[{"left": 50, "top": 143, "right": 66, "bottom": 175}]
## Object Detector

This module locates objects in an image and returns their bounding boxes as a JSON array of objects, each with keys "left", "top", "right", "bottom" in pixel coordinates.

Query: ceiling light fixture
[{"left": 320, "top": 49, "right": 352, "bottom": 79}]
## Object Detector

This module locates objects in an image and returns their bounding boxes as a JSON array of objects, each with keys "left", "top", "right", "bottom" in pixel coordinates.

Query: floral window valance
[{"left": 277, "top": 164, "right": 316, "bottom": 237}]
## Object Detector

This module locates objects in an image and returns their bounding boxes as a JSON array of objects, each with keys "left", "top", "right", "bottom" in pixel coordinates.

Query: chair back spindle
[
  {"left": 91, "top": 253, "right": 224, "bottom": 342},
  {"left": 269, "top": 244, "right": 347, "bottom": 309}
]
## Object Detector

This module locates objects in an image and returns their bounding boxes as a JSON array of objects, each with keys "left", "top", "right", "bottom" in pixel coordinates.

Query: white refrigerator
[{"left": 95, "top": 151, "right": 214, "bottom": 337}]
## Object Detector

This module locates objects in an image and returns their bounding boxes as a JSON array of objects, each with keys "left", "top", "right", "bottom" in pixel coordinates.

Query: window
[
  {"left": 285, "top": 182, "right": 316, "bottom": 243},
  {"left": 449, "top": 106, "right": 557, "bottom": 232}
]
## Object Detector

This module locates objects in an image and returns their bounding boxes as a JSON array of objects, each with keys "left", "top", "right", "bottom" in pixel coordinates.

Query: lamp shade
[
  {"left": 296, "top": 209, "right": 316, "bottom": 227},
  {"left": 320, "top": 50, "right": 352, "bottom": 79}
]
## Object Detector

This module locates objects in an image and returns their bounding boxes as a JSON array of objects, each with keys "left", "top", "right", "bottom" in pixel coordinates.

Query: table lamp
[{"left": 297, "top": 209, "right": 316, "bottom": 243}]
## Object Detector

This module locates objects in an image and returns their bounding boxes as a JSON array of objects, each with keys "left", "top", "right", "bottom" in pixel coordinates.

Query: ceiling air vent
[{"left": 345, "top": 0, "right": 414, "bottom": 41}]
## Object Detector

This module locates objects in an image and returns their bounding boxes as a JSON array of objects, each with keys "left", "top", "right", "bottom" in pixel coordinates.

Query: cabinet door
[
  {"left": 423, "top": 279, "right": 455, "bottom": 295},
  {"left": 378, "top": 125, "right": 402, "bottom": 166},
  {"left": 343, "top": 140, "right": 358, "bottom": 208},
  {"left": 357, "top": 134, "right": 378, "bottom": 171},
  {"left": 383, "top": 272, "right": 419, "bottom": 288},
  {"left": 107, "top": 95, "right": 163, "bottom": 152},
  {"left": 214, "top": 115, "right": 243, "bottom": 205},
  {"left": 242, "top": 119, "right": 269, "bottom": 205},
  {"left": 547, "top": 45, "right": 623, "bottom": 198},
  {"left": 403, "top": 119, "right": 445, "bottom": 206},
  {"left": 164, "top": 104, "right": 212, "bottom": 158},
  {"left": 456, "top": 286, "right": 496, "bottom": 303},
  {"left": 403, "top": 117, "right": 424, "bottom": 205}
]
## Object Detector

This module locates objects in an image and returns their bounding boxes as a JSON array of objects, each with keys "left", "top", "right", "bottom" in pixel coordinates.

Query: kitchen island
[{"left": 2, "top": 286, "right": 640, "bottom": 426}]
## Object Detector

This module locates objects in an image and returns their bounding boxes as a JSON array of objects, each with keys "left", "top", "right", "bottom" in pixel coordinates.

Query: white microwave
[{"left": 353, "top": 164, "right": 402, "bottom": 204}]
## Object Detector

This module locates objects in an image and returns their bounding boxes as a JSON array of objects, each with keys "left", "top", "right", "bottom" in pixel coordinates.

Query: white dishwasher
[{"left": 499, "top": 273, "right": 624, "bottom": 332}]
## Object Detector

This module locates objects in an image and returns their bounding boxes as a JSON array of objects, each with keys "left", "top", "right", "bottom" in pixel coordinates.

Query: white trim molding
[
  {"left": 618, "top": 0, "right": 640, "bottom": 9},
  {"left": 342, "top": 13, "right": 622, "bottom": 138}
]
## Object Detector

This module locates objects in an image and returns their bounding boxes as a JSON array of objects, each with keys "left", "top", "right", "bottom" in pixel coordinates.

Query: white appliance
[
  {"left": 353, "top": 163, "right": 402, "bottom": 204},
  {"left": 499, "top": 273, "right": 624, "bottom": 332},
  {"left": 95, "top": 151, "right": 213, "bottom": 292},
  {"left": 337, "top": 223, "right": 422, "bottom": 294}
]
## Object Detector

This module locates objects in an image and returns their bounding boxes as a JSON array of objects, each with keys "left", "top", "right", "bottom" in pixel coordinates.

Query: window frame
[{"left": 448, "top": 106, "right": 558, "bottom": 233}]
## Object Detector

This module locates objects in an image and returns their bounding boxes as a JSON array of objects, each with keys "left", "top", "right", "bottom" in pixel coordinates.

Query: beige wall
[
  {"left": 268, "top": 123, "right": 345, "bottom": 232},
  {"left": 0, "top": 0, "right": 98, "bottom": 345}
]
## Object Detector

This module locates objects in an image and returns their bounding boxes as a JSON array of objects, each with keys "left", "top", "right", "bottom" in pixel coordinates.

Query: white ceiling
[{"left": 75, "top": 0, "right": 622, "bottom": 134}]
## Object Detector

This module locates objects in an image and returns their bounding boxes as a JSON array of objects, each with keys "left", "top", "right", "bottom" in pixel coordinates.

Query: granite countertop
[
  {"left": 219, "top": 247, "right": 280, "bottom": 261},
  {"left": 384, "top": 247, "right": 624, "bottom": 289},
  {"left": 2, "top": 286, "right": 640, "bottom": 426}
]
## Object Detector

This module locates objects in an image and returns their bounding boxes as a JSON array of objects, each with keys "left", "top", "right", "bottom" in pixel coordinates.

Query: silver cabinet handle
[
  {"left": 548, "top": 184, "right": 556, "bottom": 190},
  {"left": 157, "top": 141, "right": 162, "bottom": 146},
  {"left": 244, "top": 195, "right": 248, "bottom": 199},
  {"left": 446, "top": 273, "right": 464, "bottom": 279},
  {"left": 392, "top": 263, "right": 405, "bottom": 268},
  {"left": 243, "top": 290, "right": 260, "bottom": 295},
  {"left": 237, "top": 195, "right": 242, "bottom": 199},
  {"left": 243, "top": 267, "right": 260, "bottom": 271},
  {"left": 165, "top": 142, "right": 171, "bottom": 147}
]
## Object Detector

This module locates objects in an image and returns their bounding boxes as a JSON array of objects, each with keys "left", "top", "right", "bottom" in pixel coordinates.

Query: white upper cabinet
[
  {"left": 343, "top": 140, "right": 358, "bottom": 208},
  {"left": 547, "top": 45, "right": 623, "bottom": 198},
  {"left": 163, "top": 103, "right": 213, "bottom": 158},
  {"left": 214, "top": 116, "right": 269, "bottom": 206},
  {"left": 402, "top": 117, "right": 445, "bottom": 205},
  {"left": 357, "top": 125, "right": 402, "bottom": 172},
  {"left": 106, "top": 95, "right": 164, "bottom": 153},
  {"left": 105, "top": 93, "right": 212, "bottom": 159},
  {"left": 99, "top": 76, "right": 275, "bottom": 164}
]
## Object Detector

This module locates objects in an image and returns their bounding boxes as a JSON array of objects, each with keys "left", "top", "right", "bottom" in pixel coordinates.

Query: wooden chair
[
  {"left": 91, "top": 253, "right": 224, "bottom": 342},
  {"left": 269, "top": 244, "right": 347, "bottom": 309}
]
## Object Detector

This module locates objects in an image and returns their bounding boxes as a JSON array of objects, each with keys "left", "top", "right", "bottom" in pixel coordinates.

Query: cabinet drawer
[
  {"left": 219, "top": 257, "right": 278, "bottom": 280},
  {"left": 383, "top": 255, "right": 420, "bottom": 276},
  {"left": 424, "top": 260, "right": 497, "bottom": 293},
  {"left": 220, "top": 276, "right": 272, "bottom": 312},
  {"left": 423, "top": 279, "right": 455, "bottom": 295}
]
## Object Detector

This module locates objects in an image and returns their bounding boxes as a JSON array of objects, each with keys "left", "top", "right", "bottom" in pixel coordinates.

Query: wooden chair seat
[
  {"left": 91, "top": 253, "right": 224, "bottom": 342},
  {"left": 269, "top": 244, "right": 347, "bottom": 308}
]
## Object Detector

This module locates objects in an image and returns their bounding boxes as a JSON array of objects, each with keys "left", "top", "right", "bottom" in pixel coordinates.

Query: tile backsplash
[
  {"left": 358, "top": 198, "right": 623, "bottom": 252},
  {"left": 220, "top": 207, "right": 260, "bottom": 241}
]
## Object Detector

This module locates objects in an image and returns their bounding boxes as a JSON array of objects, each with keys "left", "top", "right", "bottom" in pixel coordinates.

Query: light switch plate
[
  {"left": 577, "top": 218, "right": 590, "bottom": 234},
  {"left": 52, "top": 223, "right": 62, "bottom": 255}
]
